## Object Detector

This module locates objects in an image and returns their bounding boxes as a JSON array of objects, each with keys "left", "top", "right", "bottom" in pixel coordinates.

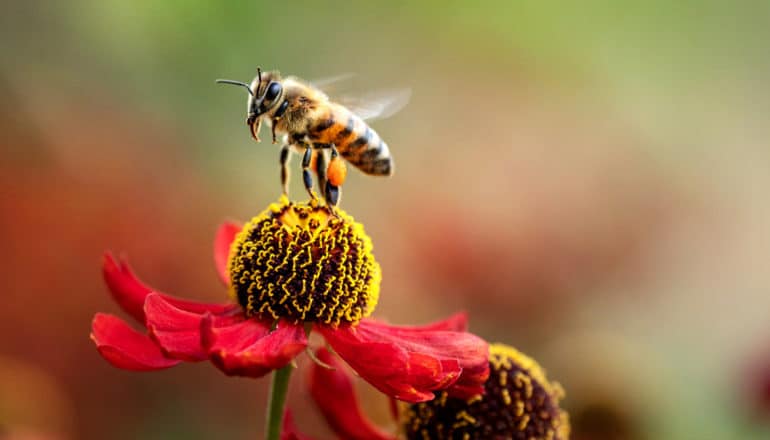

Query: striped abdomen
[{"left": 307, "top": 104, "right": 393, "bottom": 176}]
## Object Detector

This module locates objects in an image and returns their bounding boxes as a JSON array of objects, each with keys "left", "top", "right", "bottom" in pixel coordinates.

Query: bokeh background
[{"left": 2, "top": 1, "right": 770, "bottom": 439}]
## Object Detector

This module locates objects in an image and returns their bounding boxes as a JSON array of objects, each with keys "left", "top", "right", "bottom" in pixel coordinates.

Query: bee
[{"left": 216, "top": 68, "right": 409, "bottom": 208}]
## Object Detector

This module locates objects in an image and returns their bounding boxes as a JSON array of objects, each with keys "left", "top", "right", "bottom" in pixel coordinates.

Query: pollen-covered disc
[{"left": 227, "top": 198, "right": 381, "bottom": 326}]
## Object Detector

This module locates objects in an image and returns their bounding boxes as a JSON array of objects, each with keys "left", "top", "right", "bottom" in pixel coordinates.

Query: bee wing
[
  {"left": 309, "top": 73, "right": 357, "bottom": 92},
  {"left": 309, "top": 73, "right": 411, "bottom": 121},
  {"left": 337, "top": 88, "right": 411, "bottom": 121}
]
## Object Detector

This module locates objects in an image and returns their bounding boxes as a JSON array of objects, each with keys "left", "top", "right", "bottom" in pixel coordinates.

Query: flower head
[
  {"left": 303, "top": 343, "right": 569, "bottom": 440},
  {"left": 403, "top": 344, "right": 570, "bottom": 439},
  {"left": 228, "top": 199, "right": 380, "bottom": 325},
  {"left": 91, "top": 198, "right": 489, "bottom": 403}
]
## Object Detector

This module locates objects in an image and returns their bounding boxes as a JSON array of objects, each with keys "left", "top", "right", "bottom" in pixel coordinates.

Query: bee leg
[
  {"left": 316, "top": 149, "right": 328, "bottom": 201},
  {"left": 279, "top": 144, "right": 291, "bottom": 197},
  {"left": 325, "top": 181, "right": 341, "bottom": 212},
  {"left": 271, "top": 122, "right": 278, "bottom": 144},
  {"left": 301, "top": 146, "right": 318, "bottom": 201},
  {"left": 323, "top": 146, "right": 341, "bottom": 215},
  {"left": 271, "top": 102, "right": 289, "bottom": 144}
]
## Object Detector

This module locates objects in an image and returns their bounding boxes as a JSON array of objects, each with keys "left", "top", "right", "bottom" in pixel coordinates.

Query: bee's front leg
[
  {"left": 301, "top": 146, "right": 318, "bottom": 202},
  {"left": 271, "top": 101, "right": 289, "bottom": 144},
  {"left": 279, "top": 144, "right": 291, "bottom": 197},
  {"left": 271, "top": 122, "right": 278, "bottom": 144}
]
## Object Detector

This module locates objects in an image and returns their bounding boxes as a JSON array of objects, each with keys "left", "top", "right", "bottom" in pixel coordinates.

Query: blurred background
[{"left": 2, "top": 1, "right": 770, "bottom": 439}]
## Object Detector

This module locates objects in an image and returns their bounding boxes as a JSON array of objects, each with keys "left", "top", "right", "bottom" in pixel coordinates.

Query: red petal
[
  {"left": 103, "top": 253, "right": 231, "bottom": 323},
  {"left": 144, "top": 293, "right": 241, "bottom": 361},
  {"left": 91, "top": 313, "right": 180, "bottom": 371},
  {"left": 202, "top": 316, "right": 307, "bottom": 378},
  {"left": 214, "top": 221, "right": 240, "bottom": 286},
  {"left": 319, "top": 316, "right": 489, "bottom": 403},
  {"left": 362, "top": 311, "right": 468, "bottom": 333},
  {"left": 281, "top": 410, "right": 316, "bottom": 440},
  {"left": 309, "top": 348, "right": 395, "bottom": 440},
  {"left": 102, "top": 253, "right": 159, "bottom": 323}
]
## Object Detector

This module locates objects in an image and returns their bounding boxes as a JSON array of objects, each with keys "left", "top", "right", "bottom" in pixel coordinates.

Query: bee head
[
  {"left": 247, "top": 68, "right": 283, "bottom": 118},
  {"left": 217, "top": 68, "right": 284, "bottom": 142}
]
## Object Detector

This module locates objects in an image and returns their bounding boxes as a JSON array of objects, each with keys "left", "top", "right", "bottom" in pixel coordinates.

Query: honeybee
[{"left": 216, "top": 68, "right": 409, "bottom": 208}]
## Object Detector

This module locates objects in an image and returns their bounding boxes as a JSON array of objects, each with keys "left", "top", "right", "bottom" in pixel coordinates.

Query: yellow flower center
[
  {"left": 403, "top": 344, "right": 570, "bottom": 440},
  {"left": 227, "top": 197, "right": 381, "bottom": 326}
]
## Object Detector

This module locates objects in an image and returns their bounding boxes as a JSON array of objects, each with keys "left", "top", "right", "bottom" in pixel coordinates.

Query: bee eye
[{"left": 264, "top": 82, "right": 281, "bottom": 101}]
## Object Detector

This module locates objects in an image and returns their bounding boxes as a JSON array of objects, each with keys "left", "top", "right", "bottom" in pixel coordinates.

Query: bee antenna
[
  {"left": 256, "top": 67, "right": 263, "bottom": 96},
  {"left": 215, "top": 79, "right": 253, "bottom": 97}
]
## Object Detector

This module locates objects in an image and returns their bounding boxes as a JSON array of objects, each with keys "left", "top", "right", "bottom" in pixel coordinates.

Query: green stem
[{"left": 264, "top": 364, "right": 293, "bottom": 440}]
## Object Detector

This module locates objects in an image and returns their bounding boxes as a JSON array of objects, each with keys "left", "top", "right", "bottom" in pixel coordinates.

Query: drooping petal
[
  {"left": 281, "top": 410, "right": 317, "bottom": 440},
  {"left": 214, "top": 221, "right": 240, "bottom": 286},
  {"left": 362, "top": 313, "right": 489, "bottom": 400},
  {"left": 445, "top": 366, "right": 489, "bottom": 400},
  {"left": 361, "top": 311, "right": 468, "bottom": 333},
  {"left": 103, "top": 253, "right": 232, "bottom": 324},
  {"left": 102, "top": 253, "right": 159, "bottom": 323},
  {"left": 202, "top": 315, "right": 307, "bottom": 378},
  {"left": 144, "top": 293, "right": 241, "bottom": 361},
  {"left": 318, "top": 329, "right": 452, "bottom": 402},
  {"left": 309, "top": 348, "right": 395, "bottom": 440},
  {"left": 91, "top": 313, "right": 180, "bottom": 371},
  {"left": 319, "top": 316, "right": 489, "bottom": 403}
]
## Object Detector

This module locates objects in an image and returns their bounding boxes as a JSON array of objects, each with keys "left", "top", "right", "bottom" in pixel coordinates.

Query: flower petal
[
  {"left": 144, "top": 293, "right": 240, "bottom": 361},
  {"left": 91, "top": 313, "right": 180, "bottom": 371},
  {"left": 202, "top": 316, "right": 307, "bottom": 378},
  {"left": 444, "top": 365, "right": 489, "bottom": 399},
  {"left": 103, "top": 253, "right": 232, "bottom": 324},
  {"left": 281, "top": 410, "right": 317, "bottom": 440},
  {"left": 102, "top": 253, "right": 159, "bottom": 323},
  {"left": 362, "top": 311, "right": 468, "bottom": 333},
  {"left": 214, "top": 221, "right": 240, "bottom": 286},
  {"left": 309, "top": 348, "right": 395, "bottom": 440},
  {"left": 319, "top": 316, "right": 489, "bottom": 403}
]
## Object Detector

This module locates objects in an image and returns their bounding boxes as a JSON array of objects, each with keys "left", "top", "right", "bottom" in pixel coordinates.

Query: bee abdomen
[
  {"left": 340, "top": 121, "right": 393, "bottom": 176},
  {"left": 308, "top": 108, "right": 351, "bottom": 145},
  {"left": 309, "top": 113, "right": 335, "bottom": 136},
  {"left": 332, "top": 113, "right": 357, "bottom": 145},
  {"left": 309, "top": 107, "right": 393, "bottom": 176}
]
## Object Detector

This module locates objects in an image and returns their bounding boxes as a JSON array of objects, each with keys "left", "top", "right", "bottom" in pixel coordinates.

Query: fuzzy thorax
[{"left": 227, "top": 197, "right": 381, "bottom": 326}]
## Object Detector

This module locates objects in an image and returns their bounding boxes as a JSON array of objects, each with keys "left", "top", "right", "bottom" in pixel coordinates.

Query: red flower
[
  {"left": 91, "top": 200, "right": 489, "bottom": 403},
  {"left": 290, "top": 342, "right": 569, "bottom": 439}
]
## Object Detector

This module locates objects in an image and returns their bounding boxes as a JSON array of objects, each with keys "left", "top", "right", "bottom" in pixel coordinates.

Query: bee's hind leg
[
  {"left": 301, "top": 146, "right": 318, "bottom": 202},
  {"left": 324, "top": 146, "right": 341, "bottom": 215},
  {"left": 279, "top": 144, "right": 291, "bottom": 197},
  {"left": 325, "top": 181, "right": 341, "bottom": 211},
  {"left": 316, "top": 149, "right": 329, "bottom": 200}
]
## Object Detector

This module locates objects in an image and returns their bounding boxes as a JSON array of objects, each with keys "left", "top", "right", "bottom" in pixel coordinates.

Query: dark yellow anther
[
  {"left": 402, "top": 344, "right": 570, "bottom": 440},
  {"left": 227, "top": 197, "right": 381, "bottom": 326}
]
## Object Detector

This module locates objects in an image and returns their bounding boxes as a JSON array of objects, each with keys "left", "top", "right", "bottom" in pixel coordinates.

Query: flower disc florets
[
  {"left": 228, "top": 198, "right": 381, "bottom": 326},
  {"left": 403, "top": 344, "right": 570, "bottom": 440}
]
